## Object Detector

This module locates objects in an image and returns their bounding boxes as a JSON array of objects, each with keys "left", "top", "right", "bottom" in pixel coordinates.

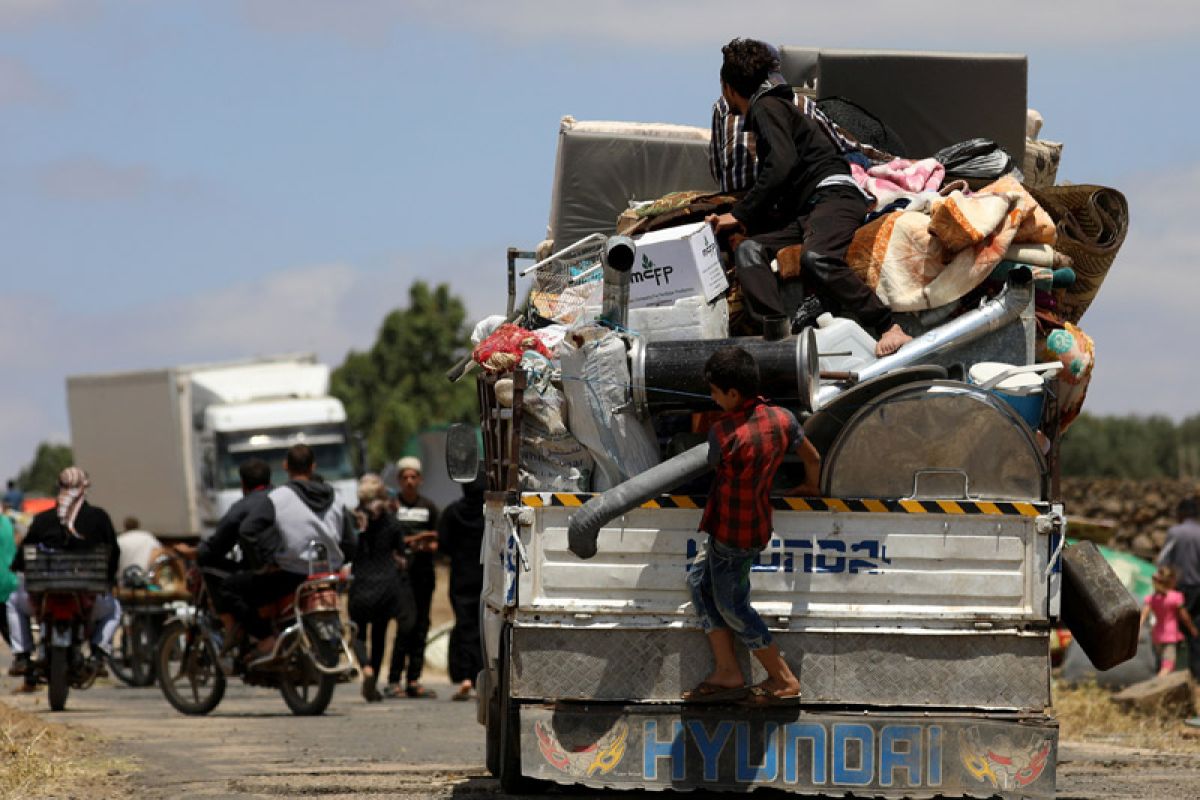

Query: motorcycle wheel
[
  {"left": 157, "top": 619, "right": 225, "bottom": 715},
  {"left": 110, "top": 613, "right": 158, "bottom": 687},
  {"left": 278, "top": 638, "right": 337, "bottom": 716},
  {"left": 48, "top": 645, "right": 70, "bottom": 712}
]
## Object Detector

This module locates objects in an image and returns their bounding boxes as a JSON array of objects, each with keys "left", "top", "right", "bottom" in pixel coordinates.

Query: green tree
[
  {"left": 1061, "top": 413, "right": 1181, "bottom": 478},
  {"left": 17, "top": 442, "right": 74, "bottom": 496},
  {"left": 331, "top": 281, "right": 477, "bottom": 471}
]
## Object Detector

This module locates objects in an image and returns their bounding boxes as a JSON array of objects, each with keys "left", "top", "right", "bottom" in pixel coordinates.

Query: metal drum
[{"left": 822, "top": 379, "right": 1047, "bottom": 500}]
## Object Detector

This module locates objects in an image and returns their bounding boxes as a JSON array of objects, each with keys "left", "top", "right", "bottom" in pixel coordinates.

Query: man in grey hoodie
[{"left": 228, "top": 444, "right": 356, "bottom": 657}]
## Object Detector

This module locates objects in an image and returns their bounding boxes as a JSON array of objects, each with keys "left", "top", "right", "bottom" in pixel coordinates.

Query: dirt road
[{"left": 6, "top": 674, "right": 1200, "bottom": 798}]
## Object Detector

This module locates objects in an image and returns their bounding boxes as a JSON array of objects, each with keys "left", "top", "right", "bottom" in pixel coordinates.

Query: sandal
[
  {"left": 405, "top": 683, "right": 438, "bottom": 699},
  {"left": 681, "top": 681, "right": 748, "bottom": 703},
  {"left": 742, "top": 683, "right": 802, "bottom": 707},
  {"left": 451, "top": 685, "right": 473, "bottom": 701},
  {"left": 382, "top": 683, "right": 404, "bottom": 699}
]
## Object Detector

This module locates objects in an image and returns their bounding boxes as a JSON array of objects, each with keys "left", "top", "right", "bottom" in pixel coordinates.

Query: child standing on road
[
  {"left": 683, "top": 346, "right": 822, "bottom": 706},
  {"left": 1140, "top": 565, "right": 1199, "bottom": 676}
]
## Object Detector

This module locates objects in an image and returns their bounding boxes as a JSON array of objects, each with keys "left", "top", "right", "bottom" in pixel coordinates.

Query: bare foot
[{"left": 875, "top": 324, "right": 912, "bottom": 357}]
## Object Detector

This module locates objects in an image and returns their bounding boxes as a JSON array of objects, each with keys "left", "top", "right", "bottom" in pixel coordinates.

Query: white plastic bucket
[{"left": 968, "top": 362, "right": 1050, "bottom": 429}]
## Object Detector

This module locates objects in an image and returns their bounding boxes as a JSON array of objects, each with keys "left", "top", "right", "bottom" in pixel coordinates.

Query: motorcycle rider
[
  {"left": 174, "top": 458, "right": 273, "bottom": 648},
  {"left": 6, "top": 466, "right": 121, "bottom": 687},
  {"left": 228, "top": 444, "right": 356, "bottom": 660}
]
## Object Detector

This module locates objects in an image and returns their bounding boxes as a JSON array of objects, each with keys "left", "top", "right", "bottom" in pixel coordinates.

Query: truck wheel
[
  {"left": 485, "top": 679, "right": 500, "bottom": 777},
  {"left": 157, "top": 620, "right": 225, "bottom": 715},
  {"left": 48, "top": 645, "right": 70, "bottom": 712},
  {"left": 498, "top": 626, "right": 546, "bottom": 795}
]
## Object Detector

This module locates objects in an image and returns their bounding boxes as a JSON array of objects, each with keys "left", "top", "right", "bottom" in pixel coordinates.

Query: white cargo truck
[
  {"left": 67, "top": 354, "right": 357, "bottom": 539},
  {"left": 445, "top": 47, "right": 1136, "bottom": 799}
]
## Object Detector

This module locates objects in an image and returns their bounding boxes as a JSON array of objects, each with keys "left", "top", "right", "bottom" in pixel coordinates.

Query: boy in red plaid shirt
[{"left": 683, "top": 346, "right": 821, "bottom": 705}]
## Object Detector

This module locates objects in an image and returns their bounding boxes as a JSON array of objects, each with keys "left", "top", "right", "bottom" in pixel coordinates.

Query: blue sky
[{"left": 2, "top": 1, "right": 1198, "bottom": 484}]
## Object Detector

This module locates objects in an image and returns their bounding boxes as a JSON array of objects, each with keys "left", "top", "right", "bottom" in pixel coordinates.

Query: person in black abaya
[
  {"left": 438, "top": 473, "right": 486, "bottom": 701},
  {"left": 348, "top": 474, "right": 414, "bottom": 702}
]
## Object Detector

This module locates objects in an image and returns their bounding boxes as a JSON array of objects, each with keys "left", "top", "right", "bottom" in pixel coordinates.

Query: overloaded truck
[
  {"left": 447, "top": 47, "right": 1137, "bottom": 798},
  {"left": 67, "top": 354, "right": 358, "bottom": 539}
]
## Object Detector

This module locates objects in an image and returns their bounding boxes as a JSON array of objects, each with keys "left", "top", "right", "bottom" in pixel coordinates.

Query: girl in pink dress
[{"left": 1141, "top": 566, "right": 1200, "bottom": 675}]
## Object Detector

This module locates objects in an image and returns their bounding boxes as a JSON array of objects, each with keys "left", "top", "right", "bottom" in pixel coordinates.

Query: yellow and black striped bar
[{"left": 521, "top": 493, "right": 1047, "bottom": 516}]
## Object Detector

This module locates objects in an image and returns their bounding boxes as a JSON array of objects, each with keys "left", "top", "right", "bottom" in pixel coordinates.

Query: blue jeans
[{"left": 688, "top": 536, "right": 772, "bottom": 651}]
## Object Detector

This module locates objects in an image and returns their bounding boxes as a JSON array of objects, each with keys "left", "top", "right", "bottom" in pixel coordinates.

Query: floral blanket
[{"left": 846, "top": 176, "right": 1058, "bottom": 311}]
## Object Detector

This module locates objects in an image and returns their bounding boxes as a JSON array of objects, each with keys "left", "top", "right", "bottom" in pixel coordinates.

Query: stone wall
[{"left": 1060, "top": 478, "right": 1200, "bottom": 559}]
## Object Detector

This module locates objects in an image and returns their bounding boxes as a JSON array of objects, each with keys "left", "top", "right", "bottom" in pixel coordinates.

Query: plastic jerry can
[{"left": 812, "top": 313, "right": 878, "bottom": 374}]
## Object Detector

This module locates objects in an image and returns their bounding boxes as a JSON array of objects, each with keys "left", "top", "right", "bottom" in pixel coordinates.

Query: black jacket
[
  {"left": 13, "top": 504, "right": 120, "bottom": 584},
  {"left": 198, "top": 486, "right": 272, "bottom": 569},
  {"left": 731, "top": 83, "right": 851, "bottom": 229}
]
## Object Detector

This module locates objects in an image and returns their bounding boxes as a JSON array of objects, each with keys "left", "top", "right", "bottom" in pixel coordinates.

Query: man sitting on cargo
[
  {"left": 705, "top": 38, "right": 911, "bottom": 357},
  {"left": 6, "top": 467, "right": 122, "bottom": 684},
  {"left": 228, "top": 444, "right": 355, "bottom": 660},
  {"left": 683, "top": 346, "right": 820, "bottom": 705}
]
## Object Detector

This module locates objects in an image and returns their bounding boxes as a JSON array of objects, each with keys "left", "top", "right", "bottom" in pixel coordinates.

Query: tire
[
  {"left": 108, "top": 615, "right": 138, "bottom": 686},
  {"left": 1061, "top": 540, "right": 1140, "bottom": 670},
  {"left": 111, "top": 614, "right": 157, "bottom": 687},
  {"left": 498, "top": 626, "right": 545, "bottom": 795},
  {"left": 485, "top": 683, "right": 501, "bottom": 777},
  {"left": 278, "top": 640, "right": 337, "bottom": 716},
  {"left": 48, "top": 645, "right": 70, "bottom": 712},
  {"left": 128, "top": 615, "right": 159, "bottom": 687},
  {"left": 157, "top": 620, "right": 225, "bottom": 715}
]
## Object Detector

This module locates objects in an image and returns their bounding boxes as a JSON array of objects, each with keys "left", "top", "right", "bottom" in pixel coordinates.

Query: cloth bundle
[
  {"left": 847, "top": 175, "right": 1057, "bottom": 311},
  {"left": 1040, "top": 320, "right": 1094, "bottom": 432},
  {"left": 473, "top": 324, "right": 552, "bottom": 372}
]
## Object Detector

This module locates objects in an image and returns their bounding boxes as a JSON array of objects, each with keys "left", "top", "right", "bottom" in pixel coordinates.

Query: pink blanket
[{"left": 851, "top": 158, "right": 946, "bottom": 209}]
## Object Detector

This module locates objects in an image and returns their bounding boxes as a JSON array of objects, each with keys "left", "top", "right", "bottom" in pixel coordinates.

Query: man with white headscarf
[{"left": 6, "top": 466, "right": 121, "bottom": 686}]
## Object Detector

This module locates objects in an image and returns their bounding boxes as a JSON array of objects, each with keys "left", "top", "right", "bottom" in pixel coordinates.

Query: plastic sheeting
[{"left": 560, "top": 327, "right": 660, "bottom": 491}]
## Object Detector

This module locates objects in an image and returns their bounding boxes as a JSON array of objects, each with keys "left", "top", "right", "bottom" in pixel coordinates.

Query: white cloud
[
  {"left": 240, "top": 0, "right": 1200, "bottom": 49},
  {"left": 31, "top": 156, "right": 207, "bottom": 204},
  {"left": 0, "top": 253, "right": 504, "bottom": 483}
]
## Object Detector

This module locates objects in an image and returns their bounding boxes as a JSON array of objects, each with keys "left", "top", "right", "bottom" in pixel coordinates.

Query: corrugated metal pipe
[{"left": 567, "top": 442, "right": 711, "bottom": 559}]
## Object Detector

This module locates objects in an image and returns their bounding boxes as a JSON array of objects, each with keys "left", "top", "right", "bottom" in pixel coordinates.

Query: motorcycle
[
  {"left": 109, "top": 558, "right": 190, "bottom": 687},
  {"left": 156, "top": 542, "right": 358, "bottom": 716},
  {"left": 22, "top": 544, "right": 112, "bottom": 712}
]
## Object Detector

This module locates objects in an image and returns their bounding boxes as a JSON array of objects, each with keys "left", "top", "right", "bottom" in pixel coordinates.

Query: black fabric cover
[{"left": 778, "top": 48, "right": 1027, "bottom": 164}]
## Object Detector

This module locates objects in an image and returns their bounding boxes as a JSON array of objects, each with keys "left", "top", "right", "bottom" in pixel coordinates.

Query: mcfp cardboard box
[{"left": 630, "top": 221, "right": 728, "bottom": 308}]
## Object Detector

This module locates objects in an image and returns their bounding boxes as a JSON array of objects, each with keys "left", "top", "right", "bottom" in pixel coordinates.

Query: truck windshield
[{"left": 216, "top": 428, "right": 355, "bottom": 490}]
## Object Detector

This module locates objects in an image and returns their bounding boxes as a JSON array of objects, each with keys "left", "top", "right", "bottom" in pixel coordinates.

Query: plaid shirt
[
  {"left": 709, "top": 91, "right": 871, "bottom": 193},
  {"left": 700, "top": 397, "right": 803, "bottom": 549}
]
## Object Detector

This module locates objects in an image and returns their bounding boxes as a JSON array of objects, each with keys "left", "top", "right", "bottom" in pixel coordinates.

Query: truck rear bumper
[
  {"left": 520, "top": 703, "right": 1057, "bottom": 798},
  {"left": 511, "top": 625, "right": 1052, "bottom": 710}
]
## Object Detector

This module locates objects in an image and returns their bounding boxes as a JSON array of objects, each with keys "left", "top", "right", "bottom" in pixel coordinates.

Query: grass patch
[
  {"left": 0, "top": 700, "right": 132, "bottom": 800},
  {"left": 1053, "top": 678, "right": 1200, "bottom": 752}
]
